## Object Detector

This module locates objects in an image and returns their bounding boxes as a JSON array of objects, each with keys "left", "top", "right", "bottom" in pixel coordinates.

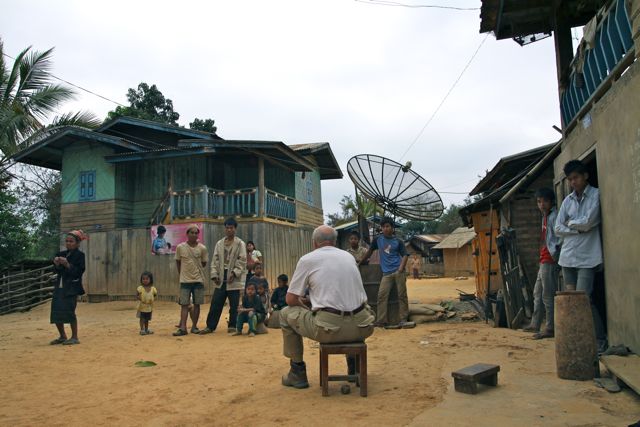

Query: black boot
[{"left": 282, "top": 360, "right": 309, "bottom": 389}]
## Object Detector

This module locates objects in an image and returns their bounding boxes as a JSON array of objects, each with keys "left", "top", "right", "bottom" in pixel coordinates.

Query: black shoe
[{"left": 282, "top": 361, "right": 309, "bottom": 389}]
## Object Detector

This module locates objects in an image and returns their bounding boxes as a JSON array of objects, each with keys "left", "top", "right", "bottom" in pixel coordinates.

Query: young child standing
[
  {"left": 246, "top": 262, "right": 268, "bottom": 291},
  {"left": 234, "top": 283, "right": 265, "bottom": 337},
  {"left": 137, "top": 271, "right": 158, "bottom": 335}
]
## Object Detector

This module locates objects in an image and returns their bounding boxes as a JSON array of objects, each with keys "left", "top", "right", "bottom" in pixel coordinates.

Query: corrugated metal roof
[
  {"left": 414, "top": 234, "right": 447, "bottom": 243},
  {"left": 432, "top": 227, "right": 476, "bottom": 249}
]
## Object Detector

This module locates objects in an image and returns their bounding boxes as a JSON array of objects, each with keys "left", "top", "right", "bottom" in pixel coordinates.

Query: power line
[
  {"left": 399, "top": 32, "right": 490, "bottom": 161},
  {"left": 355, "top": 0, "right": 479, "bottom": 10},
  {"left": 2, "top": 52, "right": 126, "bottom": 107}
]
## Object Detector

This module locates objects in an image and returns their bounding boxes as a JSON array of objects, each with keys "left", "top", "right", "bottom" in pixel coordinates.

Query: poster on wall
[{"left": 150, "top": 223, "right": 204, "bottom": 255}]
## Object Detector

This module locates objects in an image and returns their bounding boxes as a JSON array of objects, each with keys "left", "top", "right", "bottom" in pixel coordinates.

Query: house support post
[
  {"left": 632, "top": 0, "right": 640, "bottom": 58},
  {"left": 552, "top": 0, "right": 574, "bottom": 129},
  {"left": 258, "top": 158, "right": 265, "bottom": 217}
]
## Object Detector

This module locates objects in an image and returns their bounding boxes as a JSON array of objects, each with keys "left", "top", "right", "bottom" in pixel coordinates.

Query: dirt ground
[{"left": 1, "top": 278, "right": 638, "bottom": 426}]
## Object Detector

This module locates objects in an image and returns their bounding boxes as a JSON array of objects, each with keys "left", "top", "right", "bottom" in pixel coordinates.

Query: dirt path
[{"left": 0, "top": 278, "right": 638, "bottom": 426}]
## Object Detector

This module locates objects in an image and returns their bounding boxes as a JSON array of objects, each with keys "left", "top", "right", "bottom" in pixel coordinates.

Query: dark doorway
[{"left": 583, "top": 152, "right": 607, "bottom": 333}]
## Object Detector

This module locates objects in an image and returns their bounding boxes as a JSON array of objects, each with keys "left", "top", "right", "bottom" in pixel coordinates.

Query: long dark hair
[{"left": 140, "top": 271, "right": 154, "bottom": 285}]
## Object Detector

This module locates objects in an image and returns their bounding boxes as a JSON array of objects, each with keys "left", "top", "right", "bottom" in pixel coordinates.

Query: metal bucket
[
  {"left": 554, "top": 291, "right": 598, "bottom": 380},
  {"left": 359, "top": 264, "right": 399, "bottom": 325}
]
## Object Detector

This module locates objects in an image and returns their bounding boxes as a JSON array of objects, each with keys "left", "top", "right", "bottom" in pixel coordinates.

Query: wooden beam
[
  {"left": 258, "top": 157, "right": 265, "bottom": 217},
  {"left": 552, "top": 1, "right": 574, "bottom": 121}
]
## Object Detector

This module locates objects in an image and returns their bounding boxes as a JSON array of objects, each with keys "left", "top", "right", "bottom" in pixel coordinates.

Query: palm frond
[
  {"left": 50, "top": 110, "right": 100, "bottom": 129},
  {"left": 2, "top": 46, "right": 31, "bottom": 107},
  {"left": 18, "top": 47, "right": 56, "bottom": 94},
  {"left": 22, "top": 84, "right": 75, "bottom": 121}
]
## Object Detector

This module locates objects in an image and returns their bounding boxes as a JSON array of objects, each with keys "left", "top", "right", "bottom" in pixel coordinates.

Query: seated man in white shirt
[{"left": 280, "top": 225, "right": 376, "bottom": 389}]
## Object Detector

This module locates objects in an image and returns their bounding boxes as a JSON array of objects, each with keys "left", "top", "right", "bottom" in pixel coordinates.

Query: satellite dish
[{"left": 347, "top": 154, "right": 444, "bottom": 221}]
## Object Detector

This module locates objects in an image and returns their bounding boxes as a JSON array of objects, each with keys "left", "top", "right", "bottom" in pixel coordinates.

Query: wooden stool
[
  {"left": 319, "top": 342, "right": 367, "bottom": 397},
  {"left": 451, "top": 363, "right": 500, "bottom": 395}
]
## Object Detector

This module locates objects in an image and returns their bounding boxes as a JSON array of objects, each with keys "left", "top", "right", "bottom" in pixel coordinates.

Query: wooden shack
[
  {"left": 431, "top": 228, "right": 475, "bottom": 277},
  {"left": 459, "top": 143, "right": 557, "bottom": 308},
  {"left": 13, "top": 117, "right": 342, "bottom": 299}
]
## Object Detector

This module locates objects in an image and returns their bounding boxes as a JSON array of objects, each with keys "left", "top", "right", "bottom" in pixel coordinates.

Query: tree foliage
[
  {"left": 189, "top": 118, "right": 217, "bottom": 133},
  {"left": 106, "top": 82, "right": 180, "bottom": 125},
  {"left": 0, "top": 182, "right": 35, "bottom": 270},
  {"left": 0, "top": 39, "right": 99, "bottom": 171},
  {"left": 326, "top": 194, "right": 382, "bottom": 227}
]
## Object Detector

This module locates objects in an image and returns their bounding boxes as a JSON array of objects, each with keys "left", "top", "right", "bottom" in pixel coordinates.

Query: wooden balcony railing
[
  {"left": 170, "top": 186, "right": 295, "bottom": 222},
  {"left": 265, "top": 189, "right": 296, "bottom": 222},
  {"left": 560, "top": 0, "right": 634, "bottom": 129}
]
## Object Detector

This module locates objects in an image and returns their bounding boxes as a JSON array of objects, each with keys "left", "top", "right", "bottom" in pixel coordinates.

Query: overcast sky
[{"left": 1, "top": 0, "right": 563, "bottom": 219}]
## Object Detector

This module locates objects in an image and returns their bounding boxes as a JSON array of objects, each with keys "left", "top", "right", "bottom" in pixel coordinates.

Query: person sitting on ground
[
  {"left": 50, "top": 230, "right": 87, "bottom": 346},
  {"left": 554, "top": 159, "right": 607, "bottom": 352},
  {"left": 346, "top": 230, "right": 368, "bottom": 263},
  {"left": 173, "top": 225, "right": 208, "bottom": 336},
  {"left": 136, "top": 271, "right": 158, "bottom": 335},
  {"left": 234, "top": 283, "right": 265, "bottom": 337},
  {"left": 270, "top": 274, "right": 289, "bottom": 311},
  {"left": 359, "top": 217, "right": 414, "bottom": 329},
  {"left": 280, "top": 225, "right": 375, "bottom": 389},
  {"left": 246, "top": 262, "right": 268, "bottom": 291},
  {"left": 523, "top": 187, "right": 560, "bottom": 340}
]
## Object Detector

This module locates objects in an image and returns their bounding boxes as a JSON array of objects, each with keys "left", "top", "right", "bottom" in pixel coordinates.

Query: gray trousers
[
  {"left": 531, "top": 263, "right": 558, "bottom": 332},
  {"left": 562, "top": 267, "right": 606, "bottom": 342},
  {"left": 378, "top": 272, "right": 409, "bottom": 324},
  {"left": 280, "top": 305, "right": 375, "bottom": 363}
]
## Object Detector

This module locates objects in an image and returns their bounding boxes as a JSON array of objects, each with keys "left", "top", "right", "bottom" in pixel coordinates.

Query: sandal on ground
[
  {"left": 231, "top": 331, "right": 242, "bottom": 336},
  {"left": 384, "top": 324, "right": 402, "bottom": 330},
  {"left": 190, "top": 327, "right": 201, "bottom": 334},
  {"left": 139, "top": 330, "right": 148, "bottom": 336},
  {"left": 172, "top": 329, "right": 188, "bottom": 336},
  {"left": 62, "top": 338, "right": 80, "bottom": 345},
  {"left": 199, "top": 328, "right": 214, "bottom": 335},
  {"left": 248, "top": 332, "right": 256, "bottom": 337},
  {"left": 49, "top": 337, "right": 66, "bottom": 345},
  {"left": 146, "top": 329, "right": 154, "bottom": 335},
  {"left": 523, "top": 325, "right": 539, "bottom": 333}
]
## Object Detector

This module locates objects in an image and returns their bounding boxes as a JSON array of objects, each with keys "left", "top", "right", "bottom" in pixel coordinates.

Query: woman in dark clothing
[{"left": 50, "top": 230, "right": 87, "bottom": 345}]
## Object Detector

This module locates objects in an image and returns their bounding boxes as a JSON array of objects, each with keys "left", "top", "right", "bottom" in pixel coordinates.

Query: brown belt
[{"left": 320, "top": 304, "right": 366, "bottom": 316}]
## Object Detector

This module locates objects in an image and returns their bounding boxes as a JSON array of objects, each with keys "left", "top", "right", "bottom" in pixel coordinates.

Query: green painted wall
[
  {"left": 295, "top": 170, "right": 322, "bottom": 208},
  {"left": 266, "top": 165, "right": 294, "bottom": 197},
  {"left": 61, "top": 142, "right": 115, "bottom": 203}
]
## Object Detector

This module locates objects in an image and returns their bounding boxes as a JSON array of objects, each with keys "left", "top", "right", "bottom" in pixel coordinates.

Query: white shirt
[
  {"left": 555, "top": 185, "right": 603, "bottom": 268},
  {"left": 288, "top": 246, "right": 368, "bottom": 311}
]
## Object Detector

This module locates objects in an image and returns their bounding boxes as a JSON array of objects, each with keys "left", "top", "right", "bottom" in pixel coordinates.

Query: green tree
[
  {"left": 326, "top": 194, "right": 382, "bottom": 226},
  {"left": 434, "top": 203, "right": 463, "bottom": 233},
  {"left": 0, "top": 184, "right": 35, "bottom": 270},
  {"left": 0, "top": 39, "right": 99, "bottom": 171},
  {"left": 106, "top": 82, "right": 180, "bottom": 125},
  {"left": 189, "top": 118, "right": 217, "bottom": 133}
]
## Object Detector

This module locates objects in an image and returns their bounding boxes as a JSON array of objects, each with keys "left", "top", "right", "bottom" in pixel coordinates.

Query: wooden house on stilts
[{"left": 13, "top": 117, "right": 342, "bottom": 300}]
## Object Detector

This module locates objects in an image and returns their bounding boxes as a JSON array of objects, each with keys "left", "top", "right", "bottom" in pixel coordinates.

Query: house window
[{"left": 79, "top": 170, "right": 96, "bottom": 201}]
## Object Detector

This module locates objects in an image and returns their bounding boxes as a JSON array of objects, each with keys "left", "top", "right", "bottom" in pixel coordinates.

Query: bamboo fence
[{"left": 0, "top": 265, "right": 56, "bottom": 315}]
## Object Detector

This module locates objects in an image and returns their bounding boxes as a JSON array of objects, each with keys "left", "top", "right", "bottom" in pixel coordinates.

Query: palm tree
[{"left": 0, "top": 39, "right": 100, "bottom": 172}]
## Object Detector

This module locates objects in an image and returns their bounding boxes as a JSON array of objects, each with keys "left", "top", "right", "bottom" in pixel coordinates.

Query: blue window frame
[{"left": 79, "top": 170, "right": 96, "bottom": 201}]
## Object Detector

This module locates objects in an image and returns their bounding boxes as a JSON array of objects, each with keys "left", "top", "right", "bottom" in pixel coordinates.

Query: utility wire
[
  {"left": 355, "top": 0, "right": 479, "bottom": 10},
  {"left": 2, "top": 52, "right": 126, "bottom": 107},
  {"left": 399, "top": 32, "right": 490, "bottom": 161}
]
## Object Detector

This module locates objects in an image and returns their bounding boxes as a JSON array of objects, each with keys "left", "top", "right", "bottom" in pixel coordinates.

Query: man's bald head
[{"left": 312, "top": 225, "right": 338, "bottom": 248}]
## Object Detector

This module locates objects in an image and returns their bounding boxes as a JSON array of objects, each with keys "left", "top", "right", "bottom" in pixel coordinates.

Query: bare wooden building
[{"left": 432, "top": 228, "right": 476, "bottom": 278}]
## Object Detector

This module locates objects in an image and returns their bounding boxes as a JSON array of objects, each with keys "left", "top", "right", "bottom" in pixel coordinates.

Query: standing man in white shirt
[
  {"left": 280, "top": 225, "right": 375, "bottom": 389},
  {"left": 555, "top": 159, "right": 606, "bottom": 352}
]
